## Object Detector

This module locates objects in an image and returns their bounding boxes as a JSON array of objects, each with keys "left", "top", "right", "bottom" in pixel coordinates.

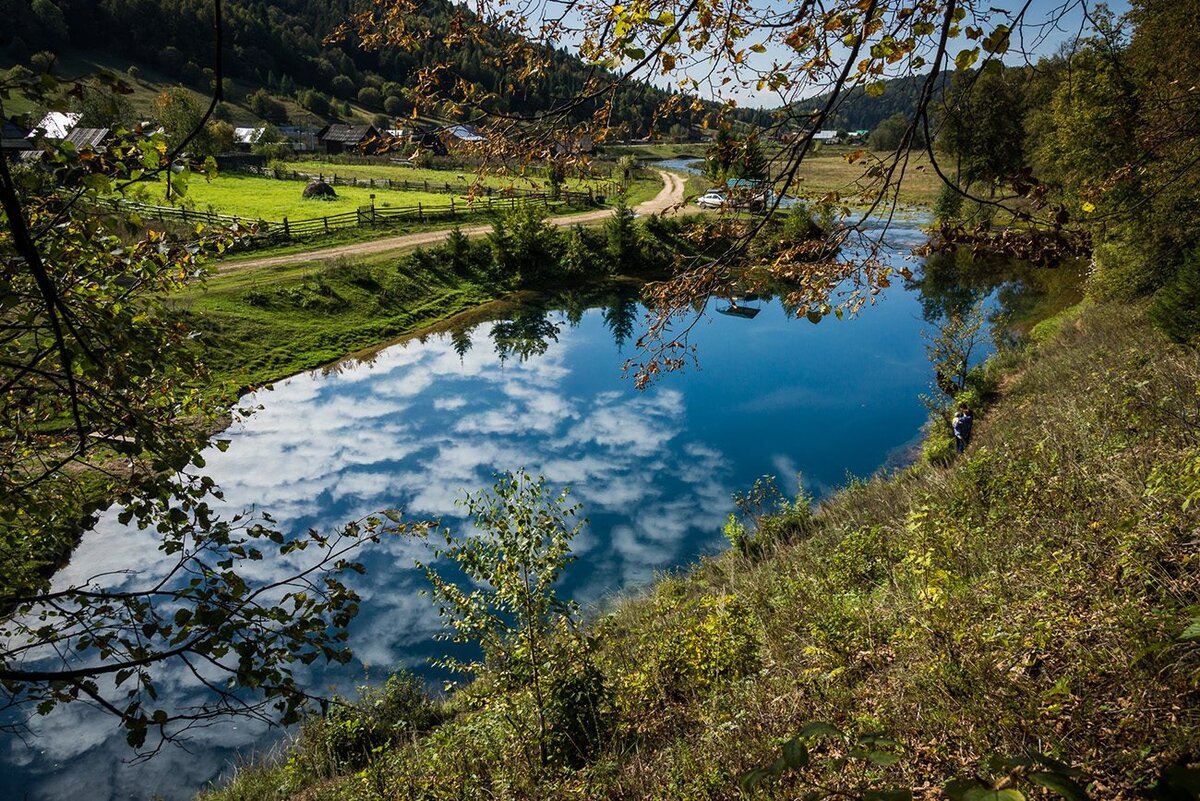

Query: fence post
[
  {"left": 181, "top": 208, "right": 189, "bottom": 225},
  {"left": 418, "top": 202, "right": 423, "bottom": 222},
  {"left": 451, "top": 198, "right": 455, "bottom": 217},
  {"left": 283, "top": 217, "right": 290, "bottom": 238},
  {"left": 424, "top": 179, "right": 428, "bottom": 191},
  {"left": 324, "top": 216, "right": 329, "bottom": 233}
]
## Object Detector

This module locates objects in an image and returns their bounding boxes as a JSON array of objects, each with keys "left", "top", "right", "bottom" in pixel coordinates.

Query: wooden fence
[
  {"left": 235, "top": 164, "right": 606, "bottom": 207},
  {"left": 100, "top": 191, "right": 585, "bottom": 247}
]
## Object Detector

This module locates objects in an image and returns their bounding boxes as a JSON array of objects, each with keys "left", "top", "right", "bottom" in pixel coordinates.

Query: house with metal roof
[
  {"left": 233, "top": 127, "right": 267, "bottom": 150},
  {"left": 442, "top": 124, "right": 488, "bottom": 143},
  {"left": 2, "top": 119, "right": 34, "bottom": 160},
  {"left": 62, "top": 127, "right": 111, "bottom": 151},
  {"left": 32, "top": 112, "right": 82, "bottom": 140},
  {"left": 315, "top": 123, "right": 382, "bottom": 155}
]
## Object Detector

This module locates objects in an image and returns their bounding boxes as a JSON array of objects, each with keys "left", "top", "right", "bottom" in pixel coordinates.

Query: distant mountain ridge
[{"left": 788, "top": 72, "right": 954, "bottom": 133}]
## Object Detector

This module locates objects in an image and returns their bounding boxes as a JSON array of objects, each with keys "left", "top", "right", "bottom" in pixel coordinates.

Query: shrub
[
  {"left": 1149, "top": 247, "right": 1200, "bottom": 344},
  {"left": 726, "top": 476, "right": 818, "bottom": 557},
  {"left": 616, "top": 593, "right": 760, "bottom": 712},
  {"left": 282, "top": 672, "right": 437, "bottom": 787},
  {"left": 1088, "top": 225, "right": 1171, "bottom": 301},
  {"left": 923, "top": 423, "right": 956, "bottom": 466},
  {"left": 933, "top": 183, "right": 964, "bottom": 225},
  {"left": 561, "top": 225, "right": 603, "bottom": 278}
]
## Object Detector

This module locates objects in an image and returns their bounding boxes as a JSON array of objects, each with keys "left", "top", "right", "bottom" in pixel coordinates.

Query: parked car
[{"left": 696, "top": 190, "right": 726, "bottom": 209}]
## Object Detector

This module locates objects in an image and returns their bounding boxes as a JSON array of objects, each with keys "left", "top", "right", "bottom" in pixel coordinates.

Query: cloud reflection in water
[{"left": 5, "top": 266, "right": 939, "bottom": 800}]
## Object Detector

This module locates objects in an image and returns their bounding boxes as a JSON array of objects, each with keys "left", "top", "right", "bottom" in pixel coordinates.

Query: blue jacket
[{"left": 953, "top": 412, "right": 973, "bottom": 441}]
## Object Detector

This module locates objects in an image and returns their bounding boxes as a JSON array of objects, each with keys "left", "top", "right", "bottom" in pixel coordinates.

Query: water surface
[{"left": 4, "top": 218, "right": 981, "bottom": 801}]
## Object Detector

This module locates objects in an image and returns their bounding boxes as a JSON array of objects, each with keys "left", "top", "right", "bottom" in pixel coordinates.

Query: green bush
[
  {"left": 613, "top": 592, "right": 761, "bottom": 712},
  {"left": 1149, "top": 247, "right": 1200, "bottom": 344},
  {"left": 1088, "top": 226, "right": 1171, "bottom": 301},
  {"left": 282, "top": 672, "right": 437, "bottom": 789},
  {"left": 923, "top": 423, "right": 956, "bottom": 466},
  {"left": 933, "top": 183, "right": 964, "bottom": 225}
]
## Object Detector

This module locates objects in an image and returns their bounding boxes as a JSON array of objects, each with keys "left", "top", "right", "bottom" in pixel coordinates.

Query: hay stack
[{"left": 303, "top": 180, "right": 337, "bottom": 200}]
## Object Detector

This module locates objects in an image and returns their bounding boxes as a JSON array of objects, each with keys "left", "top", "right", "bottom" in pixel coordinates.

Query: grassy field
[
  {"left": 173, "top": 250, "right": 495, "bottom": 395},
  {"left": 121, "top": 171, "right": 662, "bottom": 225},
  {"left": 784, "top": 147, "right": 943, "bottom": 206},
  {"left": 122, "top": 174, "right": 548, "bottom": 223},
  {"left": 284, "top": 159, "right": 622, "bottom": 194},
  {"left": 660, "top": 149, "right": 945, "bottom": 208}
]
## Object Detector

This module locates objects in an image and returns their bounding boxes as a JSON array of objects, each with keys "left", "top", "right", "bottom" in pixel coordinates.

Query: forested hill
[
  {"left": 793, "top": 72, "right": 954, "bottom": 132},
  {"left": 0, "top": 0, "right": 771, "bottom": 135}
]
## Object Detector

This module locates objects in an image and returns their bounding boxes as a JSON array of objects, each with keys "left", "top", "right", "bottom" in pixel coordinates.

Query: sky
[{"left": 622, "top": 0, "right": 1135, "bottom": 108}]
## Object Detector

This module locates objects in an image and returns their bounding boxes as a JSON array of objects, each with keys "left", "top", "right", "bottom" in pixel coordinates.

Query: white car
[{"left": 696, "top": 190, "right": 727, "bottom": 209}]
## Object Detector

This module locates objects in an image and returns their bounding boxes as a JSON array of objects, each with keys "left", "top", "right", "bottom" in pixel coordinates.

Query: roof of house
[
  {"left": 317, "top": 124, "right": 379, "bottom": 144},
  {"left": 812, "top": 129, "right": 840, "bottom": 141},
  {"left": 33, "top": 111, "right": 82, "bottom": 140},
  {"left": 443, "top": 124, "right": 488, "bottom": 142},
  {"left": 234, "top": 126, "right": 266, "bottom": 145},
  {"left": 62, "top": 127, "right": 110, "bottom": 150},
  {"left": 2, "top": 119, "right": 33, "bottom": 150}
]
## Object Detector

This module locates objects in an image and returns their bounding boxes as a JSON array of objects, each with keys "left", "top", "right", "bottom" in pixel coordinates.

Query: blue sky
[{"left": 635, "top": 0, "right": 1134, "bottom": 108}]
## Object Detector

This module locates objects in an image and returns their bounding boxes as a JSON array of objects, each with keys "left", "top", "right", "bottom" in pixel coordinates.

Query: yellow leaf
[{"left": 1081, "top": 201, "right": 1095, "bottom": 213}]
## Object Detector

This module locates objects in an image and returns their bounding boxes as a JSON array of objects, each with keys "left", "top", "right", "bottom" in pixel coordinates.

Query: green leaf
[
  {"left": 798, "top": 721, "right": 841, "bottom": 740},
  {"left": 963, "top": 789, "right": 1025, "bottom": 801},
  {"left": 982, "top": 25, "right": 1010, "bottom": 55},
  {"left": 806, "top": 310, "right": 823, "bottom": 324},
  {"left": 126, "top": 725, "right": 147, "bottom": 749},
  {"left": 866, "top": 751, "right": 902, "bottom": 767},
  {"left": 782, "top": 737, "right": 809, "bottom": 769},
  {"left": 1181, "top": 615, "right": 1200, "bottom": 640},
  {"left": 1029, "top": 772, "right": 1090, "bottom": 800},
  {"left": 865, "top": 80, "right": 886, "bottom": 97},
  {"left": 738, "top": 767, "right": 767, "bottom": 793},
  {"left": 955, "top": 47, "right": 980, "bottom": 71}
]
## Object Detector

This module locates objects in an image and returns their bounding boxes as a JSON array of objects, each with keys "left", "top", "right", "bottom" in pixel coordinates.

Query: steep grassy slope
[{"left": 202, "top": 299, "right": 1199, "bottom": 801}]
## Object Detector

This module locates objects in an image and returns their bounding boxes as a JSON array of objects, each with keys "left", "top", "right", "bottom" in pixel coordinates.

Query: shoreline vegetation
[{"left": 201, "top": 289, "right": 1199, "bottom": 801}]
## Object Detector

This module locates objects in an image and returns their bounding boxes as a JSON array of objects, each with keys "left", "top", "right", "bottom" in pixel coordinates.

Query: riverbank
[{"left": 201, "top": 296, "right": 1199, "bottom": 801}]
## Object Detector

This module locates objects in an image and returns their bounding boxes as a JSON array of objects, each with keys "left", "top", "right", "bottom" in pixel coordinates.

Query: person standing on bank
[{"left": 952, "top": 405, "right": 973, "bottom": 454}]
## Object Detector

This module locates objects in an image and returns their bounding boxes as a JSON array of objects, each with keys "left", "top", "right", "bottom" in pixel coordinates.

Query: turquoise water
[{"left": 3, "top": 219, "right": 991, "bottom": 801}]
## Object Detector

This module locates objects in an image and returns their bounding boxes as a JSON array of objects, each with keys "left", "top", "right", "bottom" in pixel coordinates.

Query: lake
[{"left": 3, "top": 216, "right": 996, "bottom": 801}]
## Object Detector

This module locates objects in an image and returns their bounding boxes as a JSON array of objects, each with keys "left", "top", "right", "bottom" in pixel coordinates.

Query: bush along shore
[{"left": 199, "top": 281, "right": 1199, "bottom": 801}]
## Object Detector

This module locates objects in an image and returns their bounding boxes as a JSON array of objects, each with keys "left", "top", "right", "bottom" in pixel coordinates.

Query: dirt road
[{"left": 220, "top": 170, "right": 689, "bottom": 272}]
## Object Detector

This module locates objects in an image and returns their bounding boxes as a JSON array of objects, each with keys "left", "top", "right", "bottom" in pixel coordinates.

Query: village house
[
  {"left": 316, "top": 123, "right": 382, "bottom": 155},
  {"left": 1, "top": 119, "right": 34, "bottom": 161},
  {"left": 31, "top": 111, "right": 81, "bottom": 140},
  {"left": 61, "top": 127, "right": 111, "bottom": 152}
]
